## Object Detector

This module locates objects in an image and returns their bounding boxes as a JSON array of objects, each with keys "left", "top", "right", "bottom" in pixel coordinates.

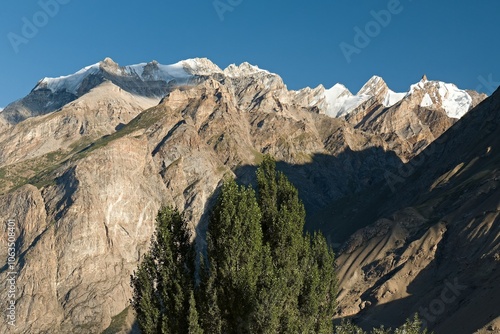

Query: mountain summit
[
  {"left": 0, "top": 58, "right": 485, "bottom": 128},
  {"left": 33, "top": 57, "right": 223, "bottom": 97}
]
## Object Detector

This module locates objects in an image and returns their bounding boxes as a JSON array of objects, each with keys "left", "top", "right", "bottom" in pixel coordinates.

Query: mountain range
[{"left": 0, "top": 58, "right": 497, "bottom": 333}]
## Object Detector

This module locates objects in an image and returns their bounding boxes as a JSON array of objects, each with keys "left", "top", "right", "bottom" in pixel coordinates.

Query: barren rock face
[
  {"left": 1, "top": 136, "right": 169, "bottom": 333},
  {"left": 342, "top": 77, "right": 487, "bottom": 162},
  {"left": 0, "top": 59, "right": 494, "bottom": 333},
  {"left": 0, "top": 81, "right": 159, "bottom": 168},
  {"left": 335, "top": 88, "right": 500, "bottom": 333}
]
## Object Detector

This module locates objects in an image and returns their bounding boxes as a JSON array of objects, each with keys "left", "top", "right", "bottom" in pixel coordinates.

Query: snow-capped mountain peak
[
  {"left": 407, "top": 78, "right": 472, "bottom": 118},
  {"left": 357, "top": 75, "right": 387, "bottom": 96},
  {"left": 8, "top": 59, "right": 482, "bottom": 127},
  {"left": 326, "top": 83, "right": 354, "bottom": 100},
  {"left": 324, "top": 83, "right": 369, "bottom": 118},
  {"left": 181, "top": 58, "right": 223, "bottom": 75},
  {"left": 34, "top": 58, "right": 280, "bottom": 98},
  {"left": 36, "top": 62, "right": 101, "bottom": 95},
  {"left": 318, "top": 74, "right": 475, "bottom": 120},
  {"left": 33, "top": 57, "right": 225, "bottom": 96},
  {"left": 223, "top": 62, "right": 271, "bottom": 78},
  {"left": 357, "top": 75, "right": 406, "bottom": 108}
]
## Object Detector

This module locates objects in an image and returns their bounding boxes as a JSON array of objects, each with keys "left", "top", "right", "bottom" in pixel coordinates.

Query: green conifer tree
[
  {"left": 203, "top": 179, "right": 263, "bottom": 333},
  {"left": 130, "top": 254, "right": 160, "bottom": 334},
  {"left": 255, "top": 156, "right": 338, "bottom": 333},
  {"left": 197, "top": 256, "right": 222, "bottom": 334},
  {"left": 132, "top": 156, "right": 340, "bottom": 334},
  {"left": 334, "top": 313, "right": 431, "bottom": 334},
  {"left": 249, "top": 244, "right": 281, "bottom": 333},
  {"left": 131, "top": 207, "right": 196, "bottom": 334},
  {"left": 188, "top": 290, "right": 203, "bottom": 334}
]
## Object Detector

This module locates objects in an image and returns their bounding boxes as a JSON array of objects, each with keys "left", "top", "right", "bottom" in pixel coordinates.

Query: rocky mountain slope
[
  {"left": 334, "top": 87, "right": 500, "bottom": 333},
  {"left": 343, "top": 76, "right": 487, "bottom": 161},
  {"left": 0, "top": 58, "right": 493, "bottom": 333}
]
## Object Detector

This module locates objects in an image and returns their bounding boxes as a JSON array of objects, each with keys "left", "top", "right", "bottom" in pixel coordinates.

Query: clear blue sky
[{"left": 1, "top": 0, "right": 499, "bottom": 107}]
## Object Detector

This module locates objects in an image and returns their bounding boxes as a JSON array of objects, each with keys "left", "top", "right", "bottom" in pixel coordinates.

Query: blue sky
[{"left": 1, "top": 0, "right": 499, "bottom": 107}]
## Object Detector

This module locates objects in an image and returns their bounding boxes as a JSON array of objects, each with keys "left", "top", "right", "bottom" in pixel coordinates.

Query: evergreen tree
[
  {"left": 334, "top": 314, "right": 431, "bottom": 334},
  {"left": 249, "top": 244, "right": 281, "bottom": 333},
  {"left": 299, "top": 232, "right": 337, "bottom": 333},
  {"left": 198, "top": 255, "right": 222, "bottom": 334},
  {"left": 394, "top": 314, "right": 430, "bottom": 334},
  {"left": 335, "top": 319, "right": 367, "bottom": 334},
  {"left": 188, "top": 291, "right": 203, "bottom": 334},
  {"left": 132, "top": 156, "right": 340, "bottom": 334},
  {"left": 131, "top": 207, "right": 196, "bottom": 334},
  {"left": 130, "top": 254, "right": 160, "bottom": 334},
  {"left": 257, "top": 157, "right": 303, "bottom": 331},
  {"left": 256, "top": 156, "right": 337, "bottom": 333},
  {"left": 203, "top": 179, "right": 263, "bottom": 333},
  {"left": 256, "top": 155, "right": 279, "bottom": 242},
  {"left": 371, "top": 327, "right": 392, "bottom": 334}
]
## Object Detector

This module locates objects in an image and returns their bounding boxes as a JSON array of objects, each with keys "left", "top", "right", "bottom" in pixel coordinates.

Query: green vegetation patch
[
  {"left": 73, "top": 105, "right": 167, "bottom": 159},
  {"left": 0, "top": 150, "right": 68, "bottom": 194}
]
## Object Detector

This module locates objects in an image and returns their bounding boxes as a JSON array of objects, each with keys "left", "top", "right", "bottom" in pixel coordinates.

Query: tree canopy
[{"left": 131, "top": 156, "right": 429, "bottom": 333}]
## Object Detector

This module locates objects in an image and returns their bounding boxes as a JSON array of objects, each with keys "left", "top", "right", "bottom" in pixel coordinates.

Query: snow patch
[
  {"left": 439, "top": 82, "right": 472, "bottom": 118},
  {"left": 34, "top": 59, "right": 216, "bottom": 95},
  {"left": 182, "top": 58, "right": 223, "bottom": 75},
  {"left": 143, "top": 61, "right": 192, "bottom": 81},
  {"left": 224, "top": 62, "right": 270, "bottom": 77},
  {"left": 324, "top": 84, "right": 370, "bottom": 117},
  {"left": 384, "top": 90, "right": 406, "bottom": 107},
  {"left": 407, "top": 79, "right": 472, "bottom": 118},
  {"left": 407, "top": 81, "right": 426, "bottom": 96},
  {"left": 420, "top": 93, "right": 433, "bottom": 107},
  {"left": 38, "top": 63, "right": 101, "bottom": 95},
  {"left": 124, "top": 63, "right": 146, "bottom": 78}
]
